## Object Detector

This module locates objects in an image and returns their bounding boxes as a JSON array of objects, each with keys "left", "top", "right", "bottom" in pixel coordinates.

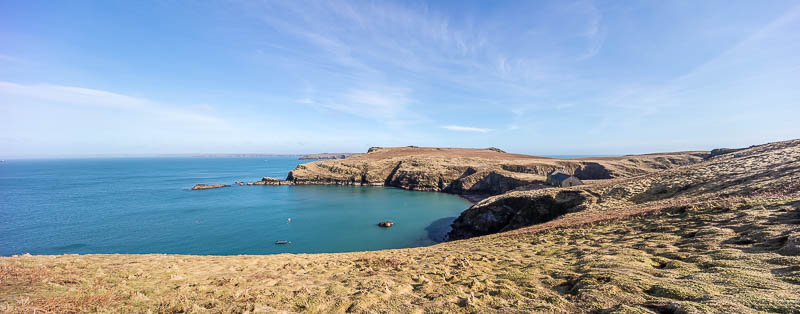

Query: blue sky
[{"left": 1, "top": 1, "right": 798, "bottom": 157}]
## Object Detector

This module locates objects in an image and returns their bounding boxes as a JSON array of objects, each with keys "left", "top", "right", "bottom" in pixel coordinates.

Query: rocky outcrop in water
[
  {"left": 249, "top": 177, "right": 293, "bottom": 186},
  {"left": 192, "top": 184, "right": 230, "bottom": 190}
]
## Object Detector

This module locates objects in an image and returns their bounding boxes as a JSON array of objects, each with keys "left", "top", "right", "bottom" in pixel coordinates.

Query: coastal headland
[{"left": 2, "top": 140, "right": 799, "bottom": 312}]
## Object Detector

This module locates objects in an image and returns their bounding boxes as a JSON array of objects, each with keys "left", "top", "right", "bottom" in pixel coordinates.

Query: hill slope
[{"left": 450, "top": 139, "right": 800, "bottom": 240}]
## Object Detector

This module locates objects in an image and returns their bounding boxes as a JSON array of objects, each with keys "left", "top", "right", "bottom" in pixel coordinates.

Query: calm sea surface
[{"left": 0, "top": 158, "right": 470, "bottom": 256}]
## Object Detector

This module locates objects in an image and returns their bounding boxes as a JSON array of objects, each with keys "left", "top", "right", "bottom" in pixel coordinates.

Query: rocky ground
[{"left": 2, "top": 140, "right": 799, "bottom": 313}]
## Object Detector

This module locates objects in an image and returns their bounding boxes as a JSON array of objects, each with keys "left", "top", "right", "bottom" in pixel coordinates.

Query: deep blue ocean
[{"left": 0, "top": 157, "right": 470, "bottom": 256}]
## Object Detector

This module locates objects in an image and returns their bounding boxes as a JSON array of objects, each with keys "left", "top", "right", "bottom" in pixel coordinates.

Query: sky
[{"left": 1, "top": 0, "right": 799, "bottom": 158}]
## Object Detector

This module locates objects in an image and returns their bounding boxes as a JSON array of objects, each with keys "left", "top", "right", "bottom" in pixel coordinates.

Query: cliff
[{"left": 287, "top": 146, "right": 707, "bottom": 196}]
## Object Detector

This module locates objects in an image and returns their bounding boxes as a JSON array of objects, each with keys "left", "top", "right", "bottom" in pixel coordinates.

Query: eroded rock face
[
  {"left": 191, "top": 184, "right": 230, "bottom": 190},
  {"left": 448, "top": 190, "right": 597, "bottom": 240}
]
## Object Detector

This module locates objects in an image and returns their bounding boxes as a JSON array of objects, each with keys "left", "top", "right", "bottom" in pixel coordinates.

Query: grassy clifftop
[{"left": 2, "top": 140, "right": 799, "bottom": 313}]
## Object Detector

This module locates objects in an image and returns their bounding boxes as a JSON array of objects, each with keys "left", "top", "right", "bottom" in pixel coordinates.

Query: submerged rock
[{"left": 191, "top": 184, "right": 230, "bottom": 190}]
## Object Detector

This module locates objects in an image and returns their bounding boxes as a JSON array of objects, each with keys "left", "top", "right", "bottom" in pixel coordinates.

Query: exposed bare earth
[{"left": 3, "top": 140, "right": 800, "bottom": 313}]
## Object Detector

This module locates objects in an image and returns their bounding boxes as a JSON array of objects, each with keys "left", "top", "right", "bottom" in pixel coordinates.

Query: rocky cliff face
[
  {"left": 448, "top": 189, "right": 597, "bottom": 239},
  {"left": 286, "top": 146, "right": 707, "bottom": 196}
]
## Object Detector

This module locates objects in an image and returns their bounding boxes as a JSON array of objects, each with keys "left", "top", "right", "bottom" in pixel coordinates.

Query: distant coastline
[
  {"left": 298, "top": 153, "right": 363, "bottom": 160},
  {"left": 191, "top": 153, "right": 300, "bottom": 158}
]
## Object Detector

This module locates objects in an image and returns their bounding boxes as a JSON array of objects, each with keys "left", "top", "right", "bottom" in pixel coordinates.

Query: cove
[{"left": 0, "top": 157, "right": 471, "bottom": 255}]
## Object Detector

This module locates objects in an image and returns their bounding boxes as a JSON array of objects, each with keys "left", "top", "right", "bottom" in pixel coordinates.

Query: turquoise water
[{"left": 0, "top": 158, "right": 470, "bottom": 256}]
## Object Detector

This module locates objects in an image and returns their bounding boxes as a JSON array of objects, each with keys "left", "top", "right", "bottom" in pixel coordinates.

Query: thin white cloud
[
  {"left": 441, "top": 125, "right": 491, "bottom": 132},
  {"left": 0, "top": 54, "right": 25, "bottom": 63},
  {"left": 0, "top": 81, "right": 226, "bottom": 125},
  {"left": 318, "top": 87, "right": 415, "bottom": 121},
  {"left": 573, "top": 0, "right": 606, "bottom": 60}
]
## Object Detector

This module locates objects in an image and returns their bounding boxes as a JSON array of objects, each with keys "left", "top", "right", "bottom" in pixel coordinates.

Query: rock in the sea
[
  {"left": 191, "top": 184, "right": 230, "bottom": 190},
  {"left": 249, "top": 177, "right": 293, "bottom": 186},
  {"left": 378, "top": 221, "right": 394, "bottom": 228}
]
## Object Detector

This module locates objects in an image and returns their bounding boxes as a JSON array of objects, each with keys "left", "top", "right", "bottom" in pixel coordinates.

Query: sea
[{"left": 0, "top": 157, "right": 471, "bottom": 256}]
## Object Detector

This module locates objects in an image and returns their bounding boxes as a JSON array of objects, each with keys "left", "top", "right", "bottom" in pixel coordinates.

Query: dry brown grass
[{"left": 355, "top": 146, "right": 550, "bottom": 160}]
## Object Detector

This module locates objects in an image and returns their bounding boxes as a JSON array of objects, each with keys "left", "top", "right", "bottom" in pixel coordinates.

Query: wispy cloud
[
  {"left": 0, "top": 54, "right": 25, "bottom": 63},
  {"left": 316, "top": 87, "right": 417, "bottom": 122},
  {"left": 0, "top": 81, "right": 227, "bottom": 125},
  {"left": 441, "top": 125, "right": 491, "bottom": 132},
  {"left": 573, "top": 0, "right": 605, "bottom": 60}
]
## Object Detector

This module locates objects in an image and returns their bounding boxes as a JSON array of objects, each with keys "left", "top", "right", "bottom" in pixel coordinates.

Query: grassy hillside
[
  {"left": 450, "top": 139, "right": 799, "bottom": 240},
  {"left": 2, "top": 140, "right": 798, "bottom": 313}
]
